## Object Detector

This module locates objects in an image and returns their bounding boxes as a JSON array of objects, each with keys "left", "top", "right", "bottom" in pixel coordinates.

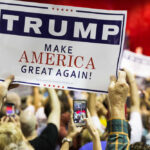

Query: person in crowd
[
  {"left": 60, "top": 109, "right": 102, "bottom": 150},
  {"left": 105, "top": 71, "right": 130, "bottom": 149},
  {"left": 20, "top": 110, "right": 37, "bottom": 141},
  {"left": 80, "top": 93, "right": 107, "bottom": 150},
  {"left": 0, "top": 115, "right": 34, "bottom": 150},
  {"left": 33, "top": 87, "right": 48, "bottom": 135},
  {"left": 80, "top": 93, "right": 104, "bottom": 147},
  {"left": 60, "top": 109, "right": 83, "bottom": 150},
  {"left": 106, "top": 70, "right": 150, "bottom": 150},
  {"left": 0, "top": 75, "right": 61, "bottom": 150},
  {"left": 88, "top": 93, "right": 106, "bottom": 135},
  {"left": 29, "top": 87, "right": 61, "bottom": 150},
  {"left": 125, "top": 69, "right": 143, "bottom": 144}
]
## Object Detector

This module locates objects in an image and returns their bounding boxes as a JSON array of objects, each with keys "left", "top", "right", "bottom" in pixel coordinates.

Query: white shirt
[{"left": 129, "top": 111, "right": 143, "bottom": 144}]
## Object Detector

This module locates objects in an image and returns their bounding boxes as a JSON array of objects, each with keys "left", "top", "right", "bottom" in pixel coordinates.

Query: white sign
[
  {"left": 121, "top": 50, "right": 150, "bottom": 78},
  {"left": 0, "top": 0, "right": 127, "bottom": 93}
]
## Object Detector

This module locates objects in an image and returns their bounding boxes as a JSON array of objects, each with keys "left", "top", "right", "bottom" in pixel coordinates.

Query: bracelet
[{"left": 62, "top": 137, "right": 72, "bottom": 144}]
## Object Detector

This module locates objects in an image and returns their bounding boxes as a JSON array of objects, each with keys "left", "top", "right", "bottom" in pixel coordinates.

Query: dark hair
[{"left": 130, "top": 142, "right": 150, "bottom": 150}]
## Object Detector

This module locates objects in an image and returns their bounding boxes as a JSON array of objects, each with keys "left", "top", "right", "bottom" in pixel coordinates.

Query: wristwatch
[{"left": 62, "top": 137, "right": 72, "bottom": 144}]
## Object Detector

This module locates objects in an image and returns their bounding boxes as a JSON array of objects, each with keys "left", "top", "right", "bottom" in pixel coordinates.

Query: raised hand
[{"left": 108, "top": 71, "right": 129, "bottom": 119}]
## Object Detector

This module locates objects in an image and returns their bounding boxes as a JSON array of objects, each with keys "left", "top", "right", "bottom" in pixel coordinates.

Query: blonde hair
[
  {"left": 0, "top": 122, "right": 23, "bottom": 150},
  {"left": 4, "top": 141, "right": 34, "bottom": 150}
]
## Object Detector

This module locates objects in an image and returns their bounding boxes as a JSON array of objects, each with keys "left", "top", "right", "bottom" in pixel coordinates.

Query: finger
[
  {"left": 83, "top": 118, "right": 88, "bottom": 126},
  {"left": 86, "top": 109, "right": 91, "bottom": 118},
  {"left": 109, "top": 75, "right": 116, "bottom": 89},
  {"left": 124, "top": 68, "right": 135, "bottom": 79},
  {"left": 4, "top": 75, "right": 14, "bottom": 88},
  {"left": 117, "top": 71, "right": 126, "bottom": 84},
  {"left": 1, "top": 116, "right": 7, "bottom": 123},
  {"left": 123, "top": 68, "right": 130, "bottom": 74},
  {"left": 14, "top": 115, "right": 19, "bottom": 121},
  {"left": 78, "top": 127, "right": 83, "bottom": 132},
  {"left": 5, "top": 116, "right": 9, "bottom": 122}
]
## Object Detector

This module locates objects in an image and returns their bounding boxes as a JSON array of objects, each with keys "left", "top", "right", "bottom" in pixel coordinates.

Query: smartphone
[
  {"left": 6, "top": 103, "right": 15, "bottom": 117},
  {"left": 73, "top": 100, "right": 87, "bottom": 127}
]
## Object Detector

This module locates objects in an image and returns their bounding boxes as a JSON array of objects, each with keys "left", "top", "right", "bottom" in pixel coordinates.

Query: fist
[{"left": 108, "top": 71, "right": 129, "bottom": 108}]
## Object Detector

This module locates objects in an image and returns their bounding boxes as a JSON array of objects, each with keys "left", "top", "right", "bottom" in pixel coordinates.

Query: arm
[
  {"left": 88, "top": 93, "right": 97, "bottom": 116},
  {"left": 85, "top": 110, "right": 102, "bottom": 150},
  {"left": 64, "top": 90, "right": 73, "bottom": 109},
  {"left": 106, "top": 71, "right": 130, "bottom": 150},
  {"left": 89, "top": 93, "right": 107, "bottom": 117},
  {"left": 96, "top": 94, "right": 108, "bottom": 117},
  {"left": 88, "top": 93, "right": 106, "bottom": 134},
  {"left": 125, "top": 69, "right": 142, "bottom": 144},
  {"left": 60, "top": 110, "right": 82, "bottom": 150},
  {"left": 61, "top": 141, "right": 70, "bottom": 150},
  {"left": 33, "top": 87, "right": 41, "bottom": 112},
  {"left": 47, "top": 88, "right": 61, "bottom": 131},
  {"left": 125, "top": 69, "right": 140, "bottom": 112}
]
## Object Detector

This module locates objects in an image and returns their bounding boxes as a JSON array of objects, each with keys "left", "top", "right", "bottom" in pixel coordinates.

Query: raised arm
[
  {"left": 125, "top": 69, "right": 143, "bottom": 144},
  {"left": 88, "top": 93, "right": 97, "bottom": 116},
  {"left": 88, "top": 93, "right": 106, "bottom": 134},
  {"left": 33, "top": 87, "right": 41, "bottom": 112},
  {"left": 106, "top": 71, "right": 130, "bottom": 150},
  {"left": 85, "top": 110, "right": 102, "bottom": 150},
  {"left": 64, "top": 90, "right": 73, "bottom": 109},
  {"left": 125, "top": 69, "right": 140, "bottom": 112},
  {"left": 60, "top": 110, "right": 82, "bottom": 150},
  {"left": 47, "top": 88, "right": 61, "bottom": 131}
]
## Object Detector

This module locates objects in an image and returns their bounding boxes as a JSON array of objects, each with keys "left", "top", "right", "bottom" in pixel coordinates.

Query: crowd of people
[{"left": 0, "top": 69, "right": 150, "bottom": 150}]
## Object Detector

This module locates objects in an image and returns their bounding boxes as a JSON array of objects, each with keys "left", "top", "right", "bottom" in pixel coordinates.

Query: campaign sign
[
  {"left": 121, "top": 50, "right": 150, "bottom": 78},
  {"left": 0, "top": 0, "right": 127, "bottom": 93}
]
